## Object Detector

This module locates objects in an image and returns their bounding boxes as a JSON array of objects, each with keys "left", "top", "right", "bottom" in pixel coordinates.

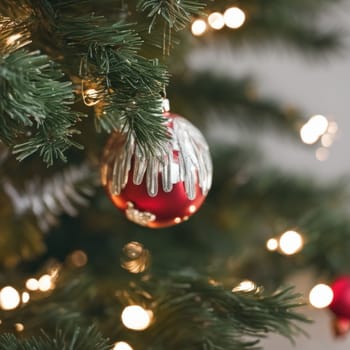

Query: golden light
[
  {"left": 279, "top": 230, "right": 304, "bottom": 255},
  {"left": 321, "top": 134, "right": 333, "bottom": 147},
  {"left": 189, "top": 205, "right": 196, "bottom": 213},
  {"left": 309, "top": 284, "right": 333, "bottom": 309},
  {"left": 21, "top": 292, "right": 30, "bottom": 304},
  {"left": 70, "top": 250, "right": 88, "bottom": 267},
  {"left": 25, "top": 278, "right": 39, "bottom": 291},
  {"left": 15, "top": 323, "right": 24, "bottom": 332},
  {"left": 6, "top": 33, "right": 22, "bottom": 46},
  {"left": 232, "top": 280, "right": 256, "bottom": 292},
  {"left": 191, "top": 19, "right": 207, "bottom": 36},
  {"left": 38, "top": 274, "right": 53, "bottom": 292},
  {"left": 121, "top": 241, "right": 150, "bottom": 274},
  {"left": 208, "top": 12, "right": 225, "bottom": 30},
  {"left": 224, "top": 7, "right": 246, "bottom": 29},
  {"left": 0, "top": 286, "right": 20, "bottom": 310},
  {"left": 315, "top": 147, "right": 329, "bottom": 161},
  {"left": 113, "top": 342, "right": 133, "bottom": 350},
  {"left": 266, "top": 238, "right": 278, "bottom": 251},
  {"left": 174, "top": 217, "right": 181, "bottom": 224},
  {"left": 121, "top": 305, "right": 153, "bottom": 330}
]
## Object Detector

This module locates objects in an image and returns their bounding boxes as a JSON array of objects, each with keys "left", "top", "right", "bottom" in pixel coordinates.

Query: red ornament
[
  {"left": 101, "top": 109, "right": 212, "bottom": 228},
  {"left": 329, "top": 276, "right": 350, "bottom": 337}
]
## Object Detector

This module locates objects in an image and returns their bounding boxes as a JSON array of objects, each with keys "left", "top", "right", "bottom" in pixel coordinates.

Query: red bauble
[
  {"left": 329, "top": 276, "right": 350, "bottom": 337},
  {"left": 101, "top": 111, "right": 212, "bottom": 228}
]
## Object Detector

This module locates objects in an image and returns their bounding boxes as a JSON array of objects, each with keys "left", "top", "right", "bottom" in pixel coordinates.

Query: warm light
[
  {"left": 224, "top": 7, "right": 246, "bottom": 29},
  {"left": 309, "top": 284, "right": 333, "bottom": 309},
  {"left": 0, "top": 286, "right": 20, "bottom": 310},
  {"left": 208, "top": 12, "right": 225, "bottom": 30},
  {"left": 121, "top": 305, "right": 153, "bottom": 330},
  {"left": 315, "top": 147, "right": 329, "bottom": 161},
  {"left": 82, "top": 88, "right": 101, "bottom": 106},
  {"left": 21, "top": 292, "right": 30, "bottom": 304},
  {"left": 232, "top": 280, "right": 256, "bottom": 292},
  {"left": 300, "top": 124, "right": 320, "bottom": 144},
  {"left": 279, "top": 230, "right": 304, "bottom": 255},
  {"left": 121, "top": 242, "right": 150, "bottom": 274},
  {"left": 328, "top": 121, "right": 338, "bottom": 134},
  {"left": 25, "top": 278, "right": 39, "bottom": 291},
  {"left": 321, "top": 134, "right": 333, "bottom": 147},
  {"left": 174, "top": 217, "right": 181, "bottom": 224},
  {"left": 6, "top": 33, "right": 22, "bottom": 46},
  {"left": 113, "top": 342, "right": 133, "bottom": 350},
  {"left": 191, "top": 19, "right": 207, "bottom": 36},
  {"left": 38, "top": 274, "right": 53, "bottom": 292},
  {"left": 266, "top": 238, "right": 278, "bottom": 251},
  {"left": 70, "top": 250, "right": 88, "bottom": 267},
  {"left": 189, "top": 205, "right": 196, "bottom": 213},
  {"left": 300, "top": 115, "right": 329, "bottom": 144},
  {"left": 15, "top": 323, "right": 24, "bottom": 332}
]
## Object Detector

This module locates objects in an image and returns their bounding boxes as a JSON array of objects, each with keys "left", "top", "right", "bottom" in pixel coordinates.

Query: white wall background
[{"left": 189, "top": 0, "right": 350, "bottom": 348}]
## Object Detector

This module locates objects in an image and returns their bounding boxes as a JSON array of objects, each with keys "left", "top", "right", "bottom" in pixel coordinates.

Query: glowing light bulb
[
  {"left": 232, "top": 280, "right": 256, "bottom": 292},
  {"left": 309, "top": 284, "right": 333, "bottom": 309},
  {"left": 315, "top": 147, "right": 329, "bottom": 161},
  {"left": 208, "top": 12, "right": 225, "bottom": 30},
  {"left": 15, "top": 323, "right": 24, "bottom": 332},
  {"left": 113, "top": 342, "right": 133, "bottom": 350},
  {"left": 224, "top": 7, "right": 246, "bottom": 29},
  {"left": 266, "top": 238, "right": 278, "bottom": 251},
  {"left": 191, "top": 19, "right": 207, "bottom": 36},
  {"left": 121, "top": 305, "right": 153, "bottom": 330},
  {"left": 6, "top": 33, "right": 22, "bottom": 46},
  {"left": 308, "top": 115, "right": 329, "bottom": 136},
  {"left": 0, "top": 286, "right": 20, "bottom": 310},
  {"left": 300, "top": 123, "right": 320, "bottom": 144},
  {"left": 279, "top": 230, "right": 303, "bottom": 255},
  {"left": 25, "top": 278, "right": 39, "bottom": 291},
  {"left": 22, "top": 292, "right": 30, "bottom": 304},
  {"left": 38, "top": 274, "right": 53, "bottom": 292}
]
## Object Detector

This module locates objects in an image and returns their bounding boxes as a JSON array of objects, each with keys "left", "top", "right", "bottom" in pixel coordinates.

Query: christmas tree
[{"left": 0, "top": 0, "right": 348, "bottom": 348}]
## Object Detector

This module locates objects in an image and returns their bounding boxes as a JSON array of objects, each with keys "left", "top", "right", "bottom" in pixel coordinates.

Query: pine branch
[
  {"left": 56, "top": 10, "right": 170, "bottom": 153},
  {"left": 0, "top": 49, "right": 83, "bottom": 165},
  {"left": 3, "top": 163, "right": 97, "bottom": 232},
  {"left": 0, "top": 326, "right": 110, "bottom": 350},
  {"left": 137, "top": 0, "right": 207, "bottom": 32}
]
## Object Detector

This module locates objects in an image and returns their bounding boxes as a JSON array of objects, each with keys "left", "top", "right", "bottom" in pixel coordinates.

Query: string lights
[
  {"left": 266, "top": 230, "right": 304, "bottom": 256},
  {"left": 121, "top": 305, "right": 153, "bottom": 331},
  {"left": 309, "top": 283, "right": 334, "bottom": 309},
  {"left": 0, "top": 286, "right": 20, "bottom": 310},
  {"left": 113, "top": 342, "right": 134, "bottom": 350},
  {"left": 300, "top": 115, "right": 338, "bottom": 161},
  {"left": 191, "top": 5, "right": 246, "bottom": 36}
]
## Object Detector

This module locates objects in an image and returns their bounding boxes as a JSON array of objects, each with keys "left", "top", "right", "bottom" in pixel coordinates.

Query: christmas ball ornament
[
  {"left": 329, "top": 276, "right": 350, "bottom": 337},
  {"left": 101, "top": 103, "right": 212, "bottom": 228}
]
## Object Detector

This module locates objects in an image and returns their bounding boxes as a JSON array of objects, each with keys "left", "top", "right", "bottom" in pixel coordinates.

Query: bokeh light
[
  {"left": 191, "top": 19, "right": 207, "bottom": 36},
  {"left": 38, "top": 274, "right": 53, "bottom": 292},
  {"left": 0, "top": 286, "right": 20, "bottom": 310},
  {"left": 15, "top": 323, "right": 24, "bottom": 332},
  {"left": 121, "top": 241, "right": 150, "bottom": 274},
  {"left": 300, "top": 115, "right": 329, "bottom": 144},
  {"left": 70, "top": 250, "right": 88, "bottom": 267},
  {"left": 208, "top": 12, "right": 225, "bottom": 30},
  {"left": 121, "top": 305, "right": 153, "bottom": 330},
  {"left": 309, "top": 284, "right": 333, "bottom": 309},
  {"left": 113, "top": 342, "right": 133, "bottom": 350},
  {"left": 266, "top": 238, "right": 278, "bottom": 251},
  {"left": 279, "top": 230, "right": 304, "bottom": 255},
  {"left": 224, "top": 7, "right": 246, "bottom": 29},
  {"left": 21, "top": 292, "right": 30, "bottom": 304},
  {"left": 25, "top": 278, "right": 39, "bottom": 291},
  {"left": 232, "top": 280, "right": 256, "bottom": 292}
]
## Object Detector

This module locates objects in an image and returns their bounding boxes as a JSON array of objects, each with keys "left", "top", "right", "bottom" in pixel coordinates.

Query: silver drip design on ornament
[
  {"left": 125, "top": 202, "right": 156, "bottom": 226},
  {"left": 106, "top": 115, "right": 212, "bottom": 200}
]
